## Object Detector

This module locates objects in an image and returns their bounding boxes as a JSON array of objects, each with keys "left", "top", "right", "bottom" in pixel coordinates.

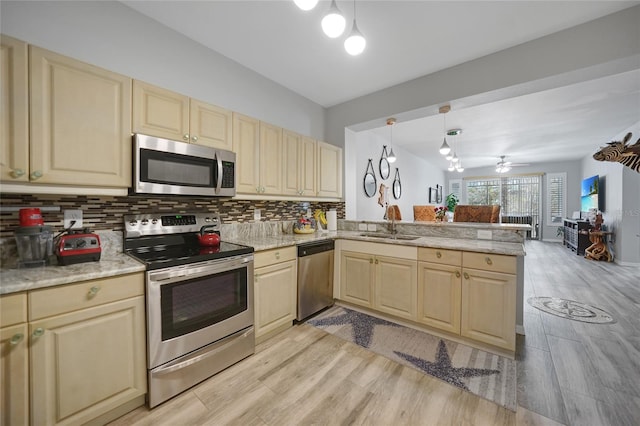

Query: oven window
[
  {"left": 141, "top": 148, "right": 215, "bottom": 187},
  {"left": 160, "top": 268, "right": 248, "bottom": 341}
]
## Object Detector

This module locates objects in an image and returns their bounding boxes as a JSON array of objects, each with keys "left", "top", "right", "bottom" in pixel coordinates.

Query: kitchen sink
[{"left": 358, "top": 233, "right": 421, "bottom": 241}]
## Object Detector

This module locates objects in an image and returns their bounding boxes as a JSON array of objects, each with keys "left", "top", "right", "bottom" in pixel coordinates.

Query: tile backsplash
[{"left": 0, "top": 194, "right": 344, "bottom": 238}]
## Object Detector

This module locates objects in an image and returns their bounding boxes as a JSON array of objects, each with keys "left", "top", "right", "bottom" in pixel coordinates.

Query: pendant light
[
  {"left": 438, "top": 105, "right": 451, "bottom": 155},
  {"left": 447, "top": 162, "right": 455, "bottom": 172},
  {"left": 387, "top": 118, "right": 397, "bottom": 163},
  {"left": 321, "top": 0, "right": 346, "bottom": 38},
  {"left": 344, "top": 0, "right": 366, "bottom": 55},
  {"left": 294, "top": 0, "right": 319, "bottom": 11},
  {"left": 456, "top": 161, "right": 464, "bottom": 172}
]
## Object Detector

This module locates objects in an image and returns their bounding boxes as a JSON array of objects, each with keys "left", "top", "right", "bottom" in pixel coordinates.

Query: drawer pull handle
[
  {"left": 455, "top": 271, "right": 460, "bottom": 278},
  {"left": 464, "top": 272, "right": 469, "bottom": 279},
  {"left": 10, "top": 333, "right": 24, "bottom": 345},
  {"left": 436, "top": 251, "right": 442, "bottom": 258},
  {"left": 88, "top": 285, "right": 101, "bottom": 297},
  {"left": 485, "top": 257, "right": 493, "bottom": 265},
  {"left": 32, "top": 328, "right": 44, "bottom": 338}
]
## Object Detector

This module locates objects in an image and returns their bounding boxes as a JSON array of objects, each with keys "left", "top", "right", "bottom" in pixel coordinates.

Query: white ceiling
[{"left": 121, "top": 0, "right": 640, "bottom": 169}]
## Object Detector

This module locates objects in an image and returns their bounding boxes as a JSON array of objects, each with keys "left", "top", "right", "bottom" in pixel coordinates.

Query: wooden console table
[{"left": 581, "top": 230, "right": 614, "bottom": 262}]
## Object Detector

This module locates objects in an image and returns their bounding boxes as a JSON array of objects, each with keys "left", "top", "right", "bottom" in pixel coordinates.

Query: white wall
[
  {"left": 582, "top": 122, "right": 640, "bottom": 265},
  {"left": 347, "top": 129, "right": 445, "bottom": 221},
  {"left": 0, "top": 1, "right": 326, "bottom": 140}
]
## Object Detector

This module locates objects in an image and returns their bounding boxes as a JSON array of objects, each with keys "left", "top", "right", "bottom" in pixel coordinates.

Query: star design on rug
[
  {"left": 394, "top": 340, "right": 500, "bottom": 391},
  {"left": 308, "top": 308, "right": 402, "bottom": 348}
]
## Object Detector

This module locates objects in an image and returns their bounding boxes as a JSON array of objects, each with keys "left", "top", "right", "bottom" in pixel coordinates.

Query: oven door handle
[{"left": 153, "top": 327, "right": 253, "bottom": 376}]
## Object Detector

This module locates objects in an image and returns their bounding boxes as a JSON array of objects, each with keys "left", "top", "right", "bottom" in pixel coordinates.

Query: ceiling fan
[{"left": 496, "top": 155, "right": 529, "bottom": 173}]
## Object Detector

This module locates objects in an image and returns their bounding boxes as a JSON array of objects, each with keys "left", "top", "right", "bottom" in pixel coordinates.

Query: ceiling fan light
[
  {"left": 344, "top": 21, "right": 366, "bottom": 55},
  {"left": 321, "top": 0, "right": 346, "bottom": 38},
  {"left": 388, "top": 147, "right": 397, "bottom": 163},
  {"left": 439, "top": 138, "right": 451, "bottom": 155},
  {"left": 294, "top": 0, "right": 319, "bottom": 11}
]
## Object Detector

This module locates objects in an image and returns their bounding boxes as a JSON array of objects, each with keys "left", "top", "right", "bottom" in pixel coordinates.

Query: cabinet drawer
[
  {"left": 418, "top": 248, "right": 461, "bottom": 266},
  {"left": 463, "top": 252, "right": 516, "bottom": 274},
  {"left": 0, "top": 292, "right": 27, "bottom": 327},
  {"left": 29, "top": 273, "right": 144, "bottom": 321},
  {"left": 254, "top": 246, "right": 296, "bottom": 269}
]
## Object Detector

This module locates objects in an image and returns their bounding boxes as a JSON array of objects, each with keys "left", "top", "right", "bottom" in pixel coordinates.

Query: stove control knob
[
  {"left": 205, "top": 217, "right": 211, "bottom": 222},
  {"left": 141, "top": 219, "right": 149, "bottom": 226},
  {"left": 129, "top": 220, "right": 137, "bottom": 226},
  {"left": 151, "top": 219, "right": 158, "bottom": 225},
  {"left": 77, "top": 239, "right": 87, "bottom": 248}
]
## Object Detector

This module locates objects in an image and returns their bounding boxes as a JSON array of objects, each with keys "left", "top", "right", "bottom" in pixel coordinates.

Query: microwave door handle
[{"left": 215, "top": 153, "right": 223, "bottom": 194}]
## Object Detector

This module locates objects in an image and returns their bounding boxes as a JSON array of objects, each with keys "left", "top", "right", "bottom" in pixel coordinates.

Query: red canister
[{"left": 19, "top": 208, "right": 44, "bottom": 227}]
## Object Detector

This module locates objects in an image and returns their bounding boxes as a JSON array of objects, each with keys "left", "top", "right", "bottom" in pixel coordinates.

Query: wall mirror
[
  {"left": 392, "top": 169, "right": 401, "bottom": 199},
  {"left": 379, "top": 146, "right": 390, "bottom": 180},
  {"left": 364, "top": 159, "right": 377, "bottom": 197}
]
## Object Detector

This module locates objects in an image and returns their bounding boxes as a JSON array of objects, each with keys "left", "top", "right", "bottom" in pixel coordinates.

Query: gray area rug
[
  {"left": 528, "top": 296, "right": 616, "bottom": 324},
  {"left": 307, "top": 306, "right": 517, "bottom": 412}
]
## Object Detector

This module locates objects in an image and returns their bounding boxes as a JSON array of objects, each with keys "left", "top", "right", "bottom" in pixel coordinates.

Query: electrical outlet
[
  {"left": 358, "top": 223, "right": 367, "bottom": 231},
  {"left": 64, "top": 210, "right": 83, "bottom": 229},
  {"left": 477, "top": 230, "right": 492, "bottom": 240},
  {"left": 253, "top": 209, "right": 261, "bottom": 221}
]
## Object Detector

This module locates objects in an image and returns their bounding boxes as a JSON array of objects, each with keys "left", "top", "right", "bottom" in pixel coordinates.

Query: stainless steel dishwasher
[{"left": 297, "top": 239, "right": 335, "bottom": 321}]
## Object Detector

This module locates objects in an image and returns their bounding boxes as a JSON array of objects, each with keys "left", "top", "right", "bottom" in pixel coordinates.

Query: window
[
  {"left": 448, "top": 179, "right": 462, "bottom": 202},
  {"left": 546, "top": 172, "right": 566, "bottom": 226}
]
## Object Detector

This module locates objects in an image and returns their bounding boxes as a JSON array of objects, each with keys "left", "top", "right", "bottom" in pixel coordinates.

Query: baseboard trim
[
  {"left": 615, "top": 259, "right": 640, "bottom": 267},
  {"left": 542, "top": 238, "right": 563, "bottom": 243},
  {"left": 516, "top": 325, "right": 525, "bottom": 336}
]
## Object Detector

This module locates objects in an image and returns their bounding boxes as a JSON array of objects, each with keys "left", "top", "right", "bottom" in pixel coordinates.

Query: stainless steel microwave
[{"left": 132, "top": 134, "right": 236, "bottom": 197}]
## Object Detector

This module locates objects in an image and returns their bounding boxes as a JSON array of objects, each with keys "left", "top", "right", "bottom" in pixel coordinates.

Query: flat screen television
[{"left": 581, "top": 175, "right": 600, "bottom": 212}]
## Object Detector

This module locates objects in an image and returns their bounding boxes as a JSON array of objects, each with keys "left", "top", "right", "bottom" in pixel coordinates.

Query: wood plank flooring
[{"left": 109, "top": 241, "right": 639, "bottom": 426}]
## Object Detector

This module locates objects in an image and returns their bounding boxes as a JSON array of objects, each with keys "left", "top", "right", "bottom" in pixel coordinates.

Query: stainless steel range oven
[{"left": 124, "top": 213, "right": 254, "bottom": 408}]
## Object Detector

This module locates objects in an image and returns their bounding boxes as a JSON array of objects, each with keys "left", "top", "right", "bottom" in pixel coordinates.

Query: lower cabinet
[
  {"left": 417, "top": 261, "right": 461, "bottom": 334},
  {"left": 254, "top": 247, "right": 297, "bottom": 341},
  {"left": 340, "top": 250, "right": 375, "bottom": 308},
  {"left": 374, "top": 256, "right": 417, "bottom": 320}
]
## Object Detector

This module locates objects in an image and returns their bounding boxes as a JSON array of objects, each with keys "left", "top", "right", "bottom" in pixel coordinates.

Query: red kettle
[{"left": 197, "top": 225, "right": 220, "bottom": 246}]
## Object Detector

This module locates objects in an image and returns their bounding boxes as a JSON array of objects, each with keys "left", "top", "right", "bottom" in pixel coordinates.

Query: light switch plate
[
  {"left": 367, "top": 224, "right": 377, "bottom": 231},
  {"left": 477, "top": 230, "right": 492, "bottom": 240},
  {"left": 64, "top": 210, "right": 83, "bottom": 229},
  {"left": 358, "top": 223, "right": 367, "bottom": 231},
  {"left": 254, "top": 209, "right": 261, "bottom": 221}
]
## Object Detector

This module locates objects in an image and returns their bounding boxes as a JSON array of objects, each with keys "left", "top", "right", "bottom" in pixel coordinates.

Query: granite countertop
[{"left": 1, "top": 229, "right": 525, "bottom": 296}]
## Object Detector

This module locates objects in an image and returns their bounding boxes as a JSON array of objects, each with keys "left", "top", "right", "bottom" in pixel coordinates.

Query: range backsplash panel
[{"left": 0, "top": 194, "right": 344, "bottom": 238}]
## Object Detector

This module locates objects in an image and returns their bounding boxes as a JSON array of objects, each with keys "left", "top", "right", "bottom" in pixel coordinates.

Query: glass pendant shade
[
  {"left": 456, "top": 162, "right": 464, "bottom": 172},
  {"left": 452, "top": 152, "right": 459, "bottom": 163},
  {"left": 439, "top": 138, "right": 451, "bottom": 155},
  {"left": 294, "top": 0, "right": 319, "bottom": 11},
  {"left": 448, "top": 162, "right": 455, "bottom": 172},
  {"left": 344, "top": 20, "right": 366, "bottom": 55},
  {"left": 321, "top": 0, "right": 346, "bottom": 38},
  {"left": 445, "top": 151, "right": 453, "bottom": 161},
  {"left": 388, "top": 147, "right": 396, "bottom": 163}
]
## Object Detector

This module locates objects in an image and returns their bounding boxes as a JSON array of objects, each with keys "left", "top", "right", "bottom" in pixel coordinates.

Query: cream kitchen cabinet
[
  {"left": 283, "top": 130, "right": 316, "bottom": 197},
  {"left": 417, "top": 248, "right": 462, "bottom": 334},
  {"left": 0, "top": 292, "right": 29, "bottom": 426},
  {"left": 0, "top": 35, "right": 29, "bottom": 183},
  {"left": 316, "top": 140, "right": 343, "bottom": 199},
  {"left": 28, "top": 273, "right": 146, "bottom": 426},
  {"left": 461, "top": 252, "right": 516, "bottom": 351},
  {"left": 132, "top": 80, "right": 233, "bottom": 150},
  {"left": 233, "top": 113, "right": 283, "bottom": 195},
  {"left": 254, "top": 247, "right": 297, "bottom": 342},
  {"left": 28, "top": 46, "right": 132, "bottom": 187},
  {"left": 339, "top": 241, "right": 417, "bottom": 319}
]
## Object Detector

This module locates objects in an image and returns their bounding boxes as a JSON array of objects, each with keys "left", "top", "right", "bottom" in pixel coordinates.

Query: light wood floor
[{"left": 109, "top": 241, "right": 639, "bottom": 426}]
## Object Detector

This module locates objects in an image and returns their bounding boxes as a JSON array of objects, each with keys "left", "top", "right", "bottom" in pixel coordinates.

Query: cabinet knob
[
  {"left": 485, "top": 257, "right": 493, "bottom": 265},
  {"left": 369, "top": 258, "right": 373, "bottom": 264},
  {"left": 436, "top": 251, "right": 442, "bottom": 258},
  {"left": 191, "top": 135, "right": 198, "bottom": 142},
  {"left": 455, "top": 271, "right": 460, "bottom": 278},
  {"left": 88, "top": 285, "right": 101, "bottom": 298},
  {"left": 10, "top": 333, "right": 24, "bottom": 345},
  {"left": 183, "top": 134, "right": 190, "bottom": 141},
  {"left": 32, "top": 328, "right": 45, "bottom": 338},
  {"left": 261, "top": 187, "right": 266, "bottom": 193},
  {"left": 10, "top": 168, "right": 25, "bottom": 178},
  {"left": 275, "top": 252, "right": 280, "bottom": 260},
  {"left": 463, "top": 272, "right": 470, "bottom": 279},
  {"left": 254, "top": 274, "right": 259, "bottom": 282},
  {"left": 375, "top": 259, "right": 379, "bottom": 264},
  {"left": 256, "top": 186, "right": 261, "bottom": 193},
  {"left": 30, "top": 170, "right": 43, "bottom": 180}
]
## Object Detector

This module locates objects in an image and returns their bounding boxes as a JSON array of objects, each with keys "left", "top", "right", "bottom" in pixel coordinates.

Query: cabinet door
[
  {"left": 30, "top": 297, "right": 146, "bottom": 426},
  {"left": 233, "top": 113, "right": 260, "bottom": 194},
  {"left": 417, "top": 262, "right": 461, "bottom": 334},
  {"left": 340, "top": 251, "right": 374, "bottom": 308},
  {"left": 317, "top": 140, "right": 342, "bottom": 198},
  {"left": 300, "top": 136, "right": 317, "bottom": 197},
  {"left": 190, "top": 99, "right": 232, "bottom": 150},
  {"left": 254, "top": 260, "right": 297, "bottom": 338},
  {"left": 29, "top": 47, "right": 132, "bottom": 186},
  {"left": 1, "top": 323, "right": 29, "bottom": 426},
  {"left": 374, "top": 256, "right": 417, "bottom": 320},
  {"left": 461, "top": 268, "right": 516, "bottom": 351},
  {"left": 282, "top": 130, "right": 301, "bottom": 196},
  {"left": 0, "top": 35, "right": 29, "bottom": 183},
  {"left": 259, "top": 122, "right": 283, "bottom": 195},
  {"left": 132, "top": 80, "right": 189, "bottom": 142}
]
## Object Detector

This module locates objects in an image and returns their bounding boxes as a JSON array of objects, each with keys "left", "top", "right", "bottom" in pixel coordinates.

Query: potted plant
[{"left": 445, "top": 193, "right": 458, "bottom": 221}]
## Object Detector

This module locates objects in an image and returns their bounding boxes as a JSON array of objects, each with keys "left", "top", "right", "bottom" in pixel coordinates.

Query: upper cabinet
[
  {"left": 29, "top": 46, "right": 132, "bottom": 187},
  {"left": 0, "top": 35, "right": 29, "bottom": 183},
  {"left": 317, "top": 140, "right": 343, "bottom": 198},
  {"left": 283, "top": 131, "right": 316, "bottom": 197},
  {"left": 132, "top": 80, "right": 232, "bottom": 151}
]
